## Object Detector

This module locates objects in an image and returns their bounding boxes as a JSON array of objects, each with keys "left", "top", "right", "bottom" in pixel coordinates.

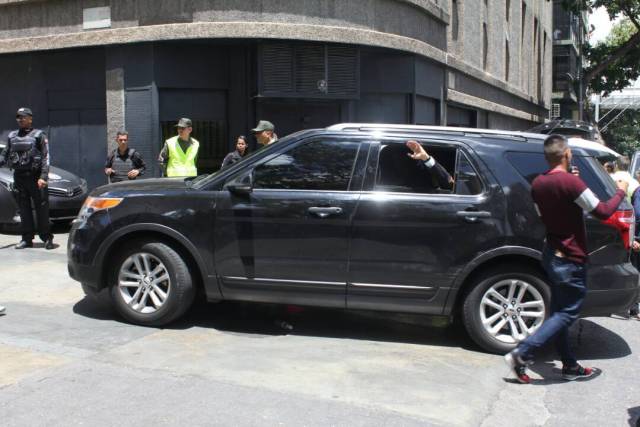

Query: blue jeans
[{"left": 517, "top": 246, "right": 587, "bottom": 366}]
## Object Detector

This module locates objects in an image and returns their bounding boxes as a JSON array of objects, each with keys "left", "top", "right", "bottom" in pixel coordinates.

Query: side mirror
[{"left": 226, "top": 171, "right": 253, "bottom": 195}]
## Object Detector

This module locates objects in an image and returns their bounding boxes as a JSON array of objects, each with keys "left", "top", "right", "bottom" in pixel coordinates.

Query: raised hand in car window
[
  {"left": 406, "top": 140, "right": 430, "bottom": 161},
  {"left": 406, "top": 140, "right": 454, "bottom": 190}
]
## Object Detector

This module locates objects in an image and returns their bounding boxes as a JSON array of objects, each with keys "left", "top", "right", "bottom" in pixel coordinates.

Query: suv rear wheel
[
  {"left": 109, "top": 240, "right": 195, "bottom": 326},
  {"left": 462, "top": 266, "right": 550, "bottom": 353}
]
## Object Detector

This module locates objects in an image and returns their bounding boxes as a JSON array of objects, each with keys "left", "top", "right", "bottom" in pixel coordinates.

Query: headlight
[{"left": 77, "top": 196, "right": 123, "bottom": 221}]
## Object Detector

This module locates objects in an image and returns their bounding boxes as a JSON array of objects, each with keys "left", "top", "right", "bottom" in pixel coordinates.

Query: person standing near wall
[
  {"left": 0, "top": 108, "right": 54, "bottom": 250},
  {"left": 158, "top": 118, "right": 199, "bottom": 177},
  {"left": 252, "top": 120, "right": 278, "bottom": 147},
  {"left": 104, "top": 130, "right": 146, "bottom": 183},
  {"left": 221, "top": 135, "right": 249, "bottom": 169}
]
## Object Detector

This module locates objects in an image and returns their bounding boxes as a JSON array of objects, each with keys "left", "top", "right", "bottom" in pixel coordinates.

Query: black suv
[{"left": 67, "top": 124, "right": 639, "bottom": 353}]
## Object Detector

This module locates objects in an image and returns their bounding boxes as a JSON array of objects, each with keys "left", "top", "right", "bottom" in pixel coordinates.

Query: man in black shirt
[
  {"left": 104, "top": 131, "right": 146, "bottom": 183},
  {"left": 0, "top": 108, "right": 53, "bottom": 249}
]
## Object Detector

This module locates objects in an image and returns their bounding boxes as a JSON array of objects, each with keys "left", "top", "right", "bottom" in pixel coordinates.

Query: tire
[
  {"left": 0, "top": 222, "right": 22, "bottom": 235},
  {"left": 109, "top": 240, "right": 195, "bottom": 326},
  {"left": 462, "top": 266, "right": 551, "bottom": 354}
]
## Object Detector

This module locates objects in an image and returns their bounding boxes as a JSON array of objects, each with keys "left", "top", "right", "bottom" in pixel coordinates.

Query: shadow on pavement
[
  {"left": 511, "top": 318, "right": 633, "bottom": 386},
  {"left": 73, "top": 294, "right": 116, "bottom": 321},
  {"left": 73, "top": 296, "right": 476, "bottom": 349},
  {"left": 627, "top": 407, "right": 640, "bottom": 427}
]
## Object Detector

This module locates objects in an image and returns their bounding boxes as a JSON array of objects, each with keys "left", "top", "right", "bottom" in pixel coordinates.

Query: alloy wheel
[
  {"left": 479, "top": 278, "right": 545, "bottom": 344},
  {"left": 117, "top": 252, "right": 171, "bottom": 314}
]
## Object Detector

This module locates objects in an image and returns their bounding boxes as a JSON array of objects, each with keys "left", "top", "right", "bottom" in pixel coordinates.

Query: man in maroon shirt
[{"left": 505, "top": 134, "right": 628, "bottom": 384}]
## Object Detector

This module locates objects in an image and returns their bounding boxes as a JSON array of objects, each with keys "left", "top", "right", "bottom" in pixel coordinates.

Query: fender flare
[
  {"left": 443, "top": 246, "right": 542, "bottom": 315},
  {"left": 94, "top": 223, "right": 210, "bottom": 288}
]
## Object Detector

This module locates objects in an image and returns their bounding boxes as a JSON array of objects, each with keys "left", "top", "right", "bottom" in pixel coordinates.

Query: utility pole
[{"left": 577, "top": 12, "right": 584, "bottom": 121}]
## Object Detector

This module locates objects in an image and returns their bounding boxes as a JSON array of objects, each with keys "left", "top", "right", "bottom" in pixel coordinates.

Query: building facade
[
  {"left": 0, "top": 0, "right": 552, "bottom": 187},
  {"left": 551, "top": 0, "right": 587, "bottom": 120}
]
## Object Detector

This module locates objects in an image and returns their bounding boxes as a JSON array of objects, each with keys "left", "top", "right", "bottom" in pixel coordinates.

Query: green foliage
[
  {"left": 600, "top": 109, "right": 640, "bottom": 156},
  {"left": 562, "top": 0, "right": 640, "bottom": 20},
  {"left": 562, "top": 0, "right": 640, "bottom": 94},
  {"left": 587, "top": 19, "right": 640, "bottom": 94}
]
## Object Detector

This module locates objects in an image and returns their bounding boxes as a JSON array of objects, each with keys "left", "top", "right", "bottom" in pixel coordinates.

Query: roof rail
[{"left": 326, "top": 123, "right": 544, "bottom": 141}]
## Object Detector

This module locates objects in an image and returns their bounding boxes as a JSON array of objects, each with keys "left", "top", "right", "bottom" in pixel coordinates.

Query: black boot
[{"left": 44, "top": 238, "right": 54, "bottom": 250}]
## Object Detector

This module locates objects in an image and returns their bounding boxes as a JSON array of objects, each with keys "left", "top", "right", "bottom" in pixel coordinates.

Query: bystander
[{"left": 505, "top": 134, "right": 628, "bottom": 383}]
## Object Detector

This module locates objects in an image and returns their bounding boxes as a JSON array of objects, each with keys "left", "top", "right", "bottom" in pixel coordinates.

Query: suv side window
[
  {"left": 506, "top": 152, "right": 614, "bottom": 200},
  {"left": 253, "top": 139, "right": 360, "bottom": 191},
  {"left": 375, "top": 142, "right": 466, "bottom": 194},
  {"left": 454, "top": 151, "right": 483, "bottom": 195}
]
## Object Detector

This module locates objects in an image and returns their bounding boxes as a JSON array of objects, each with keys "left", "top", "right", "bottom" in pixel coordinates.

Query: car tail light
[{"left": 602, "top": 209, "right": 635, "bottom": 250}]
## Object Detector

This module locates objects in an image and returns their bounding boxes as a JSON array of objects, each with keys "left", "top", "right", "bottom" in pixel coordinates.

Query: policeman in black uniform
[
  {"left": 0, "top": 108, "right": 54, "bottom": 249},
  {"left": 104, "top": 130, "right": 146, "bottom": 183}
]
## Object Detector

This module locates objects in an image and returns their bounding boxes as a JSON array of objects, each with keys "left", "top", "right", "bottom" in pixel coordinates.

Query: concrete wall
[
  {"left": 0, "top": 0, "right": 447, "bottom": 50},
  {"left": 0, "top": 0, "right": 551, "bottom": 128},
  {"left": 447, "top": 0, "right": 553, "bottom": 118},
  {"left": 0, "top": 48, "right": 107, "bottom": 188}
]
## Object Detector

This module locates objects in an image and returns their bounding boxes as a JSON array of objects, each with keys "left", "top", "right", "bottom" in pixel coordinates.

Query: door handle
[
  {"left": 456, "top": 210, "right": 491, "bottom": 223},
  {"left": 308, "top": 206, "right": 343, "bottom": 218}
]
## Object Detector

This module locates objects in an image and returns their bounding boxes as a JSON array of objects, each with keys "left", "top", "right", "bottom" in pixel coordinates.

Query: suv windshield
[{"left": 191, "top": 132, "right": 299, "bottom": 189}]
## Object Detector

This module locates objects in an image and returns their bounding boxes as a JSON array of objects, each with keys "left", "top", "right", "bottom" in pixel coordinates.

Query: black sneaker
[
  {"left": 15, "top": 240, "right": 33, "bottom": 249},
  {"left": 504, "top": 349, "right": 533, "bottom": 384},
  {"left": 561, "top": 364, "right": 596, "bottom": 381}
]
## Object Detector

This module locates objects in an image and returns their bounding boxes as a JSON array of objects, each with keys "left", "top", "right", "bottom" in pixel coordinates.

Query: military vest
[
  {"left": 8, "top": 129, "right": 43, "bottom": 171},
  {"left": 110, "top": 148, "right": 136, "bottom": 183}
]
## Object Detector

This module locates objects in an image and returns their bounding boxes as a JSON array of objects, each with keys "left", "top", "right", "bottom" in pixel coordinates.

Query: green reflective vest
[{"left": 166, "top": 136, "right": 199, "bottom": 177}]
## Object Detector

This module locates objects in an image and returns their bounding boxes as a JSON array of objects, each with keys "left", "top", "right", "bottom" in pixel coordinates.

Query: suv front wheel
[
  {"left": 109, "top": 240, "right": 195, "bottom": 326},
  {"left": 462, "top": 266, "right": 551, "bottom": 353}
]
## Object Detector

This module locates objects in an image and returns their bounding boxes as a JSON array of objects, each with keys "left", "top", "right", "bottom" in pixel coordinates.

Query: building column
[{"left": 106, "top": 48, "right": 125, "bottom": 153}]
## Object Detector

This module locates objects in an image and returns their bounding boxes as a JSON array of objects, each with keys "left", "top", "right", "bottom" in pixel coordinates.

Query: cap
[
  {"left": 16, "top": 107, "right": 33, "bottom": 117},
  {"left": 251, "top": 120, "right": 275, "bottom": 133},
  {"left": 174, "top": 118, "right": 192, "bottom": 128}
]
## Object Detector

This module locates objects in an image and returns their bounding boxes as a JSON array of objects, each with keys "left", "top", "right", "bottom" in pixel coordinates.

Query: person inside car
[{"left": 405, "top": 140, "right": 454, "bottom": 191}]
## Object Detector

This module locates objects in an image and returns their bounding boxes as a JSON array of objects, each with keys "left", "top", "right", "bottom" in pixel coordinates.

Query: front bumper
[
  {"left": 67, "top": 211, "right": 112, "bottom": 289},
  {"left": 49, "top": 192, "right": 88, "bottom": 220}
]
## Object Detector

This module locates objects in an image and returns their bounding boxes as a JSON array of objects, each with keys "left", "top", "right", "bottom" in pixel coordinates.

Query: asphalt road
[{"left": 0, "top": 231, "right": 638, "bottom": 426}]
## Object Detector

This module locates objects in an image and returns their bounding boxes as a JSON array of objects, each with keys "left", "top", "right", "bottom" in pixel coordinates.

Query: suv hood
[{"left": 94, "top": 178, "right": 191, "bottom": 196}]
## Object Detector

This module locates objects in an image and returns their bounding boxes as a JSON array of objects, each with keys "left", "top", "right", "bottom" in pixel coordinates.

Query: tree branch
[
  {"left": 621, "top": 6, "right": 640, "bottom": 30},
  {"left": 584, "top": 29, "right": 640, "bottom": 84}
]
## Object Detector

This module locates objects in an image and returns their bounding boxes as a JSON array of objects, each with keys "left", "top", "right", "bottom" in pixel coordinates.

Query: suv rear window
[{"left": 506, "top": 152, "right": 615, "bottom": 200}]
